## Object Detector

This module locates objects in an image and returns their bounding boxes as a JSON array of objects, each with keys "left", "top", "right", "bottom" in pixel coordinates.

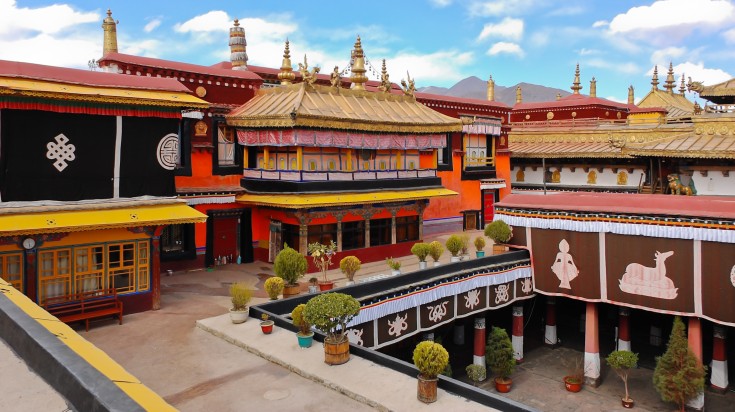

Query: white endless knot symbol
[
  {"left": 464, "top": 289, "right": 481, "bottom": 310},
  {"left": 495, "top": 284, "right": 510, "bottom": 304},
  {"left": 46, "top": 134, "right": 76, "bottom": 172},
  {"left": 157, "top": 133, "right": 179, "bottom": 170}
]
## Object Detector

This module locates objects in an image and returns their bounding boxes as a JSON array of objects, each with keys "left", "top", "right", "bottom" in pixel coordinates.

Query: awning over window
[
  {"left": 236, "top": 188, "right": 457, "bottom": 209},
  {"left": 0, "top": 197, "right": 207, "bottom": 236},
  {"left": 460, "top": 116, "right": 502, "bottom": 135},
  {"left": 237, "top": 129, "right": 446, "bottom": 149}
]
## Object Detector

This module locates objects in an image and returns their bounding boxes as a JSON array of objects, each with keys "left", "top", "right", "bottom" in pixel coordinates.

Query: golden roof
[
  {"left": 226, "top": 82, "right": 463, "bottom": 133},
  {"left": 622, "top": 115, "right": 735, "bottom": 159},
  {"left": 637, "top": 87, "right": 693, "bottom": 118},
  {"left": 691, "top": 77, "right": 735, "bottom": 99}
]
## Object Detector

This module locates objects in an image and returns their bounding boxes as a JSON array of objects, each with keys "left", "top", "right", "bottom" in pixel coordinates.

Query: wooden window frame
[{"left": 0, "top": 252, "right": 23, "bottom": 291}]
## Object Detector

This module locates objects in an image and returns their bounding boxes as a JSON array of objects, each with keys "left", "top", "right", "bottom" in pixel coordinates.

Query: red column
[
  {"left": 617, "top": 307, "right": 631, "bottom": 351},
  {"left": 711, "top": 326, "right": 729, "bottom": 392},
  {"left": 584, "top": 302, "right": 600, "bottom": 387},
  {"left": 687, "top": 317, "right": 704, "bottom": 411},
  {"left": 512, "top": 305, "right": 524, "bottom": 363},
  {"left": 473, "top": 317, "right": 486, "bottom": 366},
  {"left": 545, "top": 296, "right": 557, "bottom": 346}
]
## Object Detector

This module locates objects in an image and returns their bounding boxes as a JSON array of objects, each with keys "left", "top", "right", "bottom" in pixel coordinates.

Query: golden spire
[
  {"left": 378, "top": 59, "right": 391, "bottom": 92},
  {"left": 229, "top": 19, "right": 248, "bottom": 70},
  {"left": 627, "top": 85, "right": 635, "bottom": 105},
  {"left": 664, "top": 62, "right": 675, "bottom": 94},
  {"left": 556, "top": 93, "right": 562, "bottom": 100},
  {"left": 102, "top": 9, "right": 118, "bottom": 56},
  {"left": 487, "top": 75, "right": 495, "bottom": 101},
  {"left": 277, "top": 39, "right": 295, "bottom": 85},
  {"left": 516, "top": 85, "right": 523, "bottom": 103},
  {"left": 349, "top": 35, "right": 368, "bottom": 90},
  {"left": 589, "top": 77, "right": 597, "bottom": 98},
  {"left": 571, "top": 63, "right": 582, "bottom": 94},
  {"left": 679, "top": 73, "right": 687, "bottom": 95},
  {"left": 651, "top": 65, "right": 659, "bottom": 90}
]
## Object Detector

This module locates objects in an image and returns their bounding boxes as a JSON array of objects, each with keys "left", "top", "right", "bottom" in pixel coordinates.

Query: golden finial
[
  {"left": 679, "top": 73, "right": 686, "bottom": 95},
  {"left": 556, "top": 92, "right": 561, "bottom": 101},
  {"left": 487, "top": 75, "right": 495, "bottom": 101},
  {"left": 102, "top": 9, "right": 119, "bottom": 56},
  {"left": 571, "top": 63, "right": 582, "bottom": 94},
  {"left": 589, "top": 77, "right": 597, "bottom": 98},
  {"left": 350, "top": 35, "right": 368, "bottom": 90},
  {"left": 664, "top": 62, "right": 675, "bottom": 94},
  {"left": 278, "top": 39, "right": 295, "bottom": 85},
  {"left": 229, "top": 18, "right": 248, "bottom": 69},
  {"left": 378, "top": 59, "right": 391, "bottom": 92},
  {"left": 627, "top": 85, "right": 635, "bottom": 105},
  {"left": 516, "top": 85, "right": 523, "bottom": 103},
  {"left": 400, "top": 71, "right": 416, "bottom": 97},
  {"left": 651, "top": 65, "right": 659, "bottom": 90}
]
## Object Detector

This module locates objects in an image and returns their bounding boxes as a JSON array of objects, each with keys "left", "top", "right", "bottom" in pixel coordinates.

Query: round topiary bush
[
  {"left": 264, "top": 277, "right": 285, "bottom": 300},
  {"left": 303, "top": 292, "right": 360, "bottom": 343},
  {"left": 413, "top": 341, "right": 449, "bottom": 379},
  {"left": 445, "top": 234, "right": 463, "bottom": 257},
  {"left": 486, "top": 326, "right": 516, "bottom": 382},
  {"left": 411, "top": 242, "right": 431, "bottom": 262},
  {"left": 484, "top": 220, "right": 512, "bottom": 244},
  {"left": 291, "top": 303, "right": 311, "bottom": 335},
  {"left": 274, "top": 244, "right": 308, "bottom": 286},
  {"left": 339, "top": 256, "right": 361, "bottom": 281},
  {"left": 229, "top": 282, "right": 252, "bottom": 311},
  {"left": 474, "top": 236, "right": 486, "bottom": 251},
  {"left": 428, "top": 241, "right": 444, "bottom": 262}
]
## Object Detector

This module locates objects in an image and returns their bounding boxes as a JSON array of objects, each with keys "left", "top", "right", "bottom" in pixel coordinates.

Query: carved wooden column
[
  {"left": 617, "top": 307, "right": 631, "bottom": 351},
  {"left": 295, "top": 211, "right": 311, "bottom": 255},
  {"left": 360, "top": 209, "right": 374, "bottom": 249},
  {"left": 512, "top": 305, "right": 524, "bottom": 363},
  {"left": 584, "top": 302, "right": 601, "bottom": 387},
  {"left": 333, "top": 211, "right": 347, "bottom": 252},
  {"left": 151, "top": 226, "right": 164, "bottom": 311},
  {"left": 387, "top": 205, "right": 401, "bottom": 245},
  {"left": 417, "top": 201, "right": 427, "bottom": 240},
  {"left": 473, "top": 317, "right": 486, "bottom": 366},
  {"left": 711, "top": 326, "right": 729, "bottom": 392}
]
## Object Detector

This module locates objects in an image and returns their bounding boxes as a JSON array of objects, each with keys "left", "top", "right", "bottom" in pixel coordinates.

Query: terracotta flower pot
[
  {"left": 318, "top": 281, "right": 334, "bottom": 291},
  {"left": 621, "top": 397, "right": 634, "bottom": 409},
  {"left": 494, "top": 377, "right": 512, "bottom": 393},
  {"left": 417, "top": 374, "right": 438, "bottom": 404},
  {"left": 563, "top": 376, "right": 583, "bottom": 392},
  {"left": 260, "top": 320, "right": 274, "bottom": 334}
]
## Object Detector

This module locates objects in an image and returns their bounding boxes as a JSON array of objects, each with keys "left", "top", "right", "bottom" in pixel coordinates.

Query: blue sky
[{"left": 1, "top": 0, "right": 734, "bottom": 102}]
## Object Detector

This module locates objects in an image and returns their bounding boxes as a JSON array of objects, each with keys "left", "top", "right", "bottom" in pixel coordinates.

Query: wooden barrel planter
[
  {"left": 324, "top": 337, "right": 350, "bottom": 365},
  {"left": 417, "top": 375, "right": 438, "bottom": 403},
  {"left": 282, "top": 283, "right": 301, "bottom": 297}
]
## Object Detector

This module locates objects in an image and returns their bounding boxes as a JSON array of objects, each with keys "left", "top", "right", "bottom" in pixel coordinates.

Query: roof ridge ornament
[
  {"left": 102, "top": 9, "right": 119, "bottom": 55},
  {"left": 679, "top": 73, "right": 687, "bottom": 95},
  {"left": 651, "top": 65, "right": 659, "bottom": 90},
  {"left": 400, "top": 71, "right": 416, "bottom": 97},
  {"left": 627, "top": 85, "right": 635, "bottom": 105},
  {"left": 229, "top": 18, "right": 248, "bottom": 69},
  {"left": 571, "top": 63, "right": 582, "bottom": 94},
  {"left": 330, "top": 65, "right": 343, "bottom": 88},
  {"left": 278, "top": 39, "right": 295, "bottom": 85},
  {"left": 378, "top": 59, "right": 391, "bottom": 93},
  {"left": 487, "top": 74, "right": 495, "bottom": 101},
  {"left": 664, "top": 62, "right": 676, "bottom": 94},
  {"left": 298, "top": 55, "right": 320, "bottom": 86},
  {"left": 589, "top": 76, "right": 597, "bottom": 98},
  {"left": 350, "top": 35, "right": 368, "bottom": 90}
]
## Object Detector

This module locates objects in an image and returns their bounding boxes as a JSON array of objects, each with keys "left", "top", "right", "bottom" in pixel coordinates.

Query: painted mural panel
[
  {"left": 606, "top": 234, "right": 693, "bottom": 313},
  {"left": 419, "top": 296, "right": 455, "bottom": 329},
  {"left": 376, "top": 308, "right": 417, "bottom": 346},
  {"left": 530, "top": 229, "right": 600, "bottom": 299},
  {"left": 456, "top": 287, "right": 488, "bottom": 316},
  {"left": 701, "top": 241, "right": 735, "bottom": 324},
  {"left": 346, "top": 321, "right": 375, "bottom": 348},
  {"left": 489, "top": 281, "right": 515, "bottom": 308}
]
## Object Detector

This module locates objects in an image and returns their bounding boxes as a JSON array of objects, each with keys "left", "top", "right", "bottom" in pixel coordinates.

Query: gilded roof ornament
[
  {"left": 400, "top": 71, "right": 416, "bottom": 97},
  {"left": 693, "top": 101, "right": 702, "bottom": 115},
  {"left": 102, "top": 9, "right": 119, "bottom": 55},
  {"left": 516, "top": 85, "right": 523, "bottom": 103},
  {"left": 589, "top": 77, "right": 597, "bottom": 98},
  {"left": 627, "top": 85, "right": 635, "bottom": 105},
  {"left": 664, "top": 62, "right": 676, "bottom": 94},
  {"left": 278, "top": 39, "right": 295, "bottom": 85},
  {"left": 330, "top": 65, "right": 343, "bottom": 88},
  {"left": 687, "top": 77, "right": 704, "bottom": 93},
  {"left": 570, "top": 63, "right": 582, "bottom": 94},
  {"left": 487, "top": 75, "right": 495, "bottom": 101},
  {"left": 229, "top": 18, "right": 248, "bottom": 69},
  {"left": 679, "top": 74, "right": 687, "bottom": 95},
  {"left": 349, "top": 35, "right": 368, "bottom": 90},
  {"left": 298, "top": 55, "right": 320, "bottom": 85},
  {"left": 556, "top": 93, "right": 561, "bottom": 101},
  {"left": 378, "top": 59, "right": 391, "bottom": 93},
  {"left": 651, "top": 65, "right": 659, "bottom": 90}
]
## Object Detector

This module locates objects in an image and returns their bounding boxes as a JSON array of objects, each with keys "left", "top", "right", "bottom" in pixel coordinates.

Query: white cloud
[
  {"left": 487, "top": 42, "right": 525, "bottom": 57},
  {"left": 547, "top": 6, "right": 584, "bottom": 16},
  {"left": 650, "top": 47, "right": 686, "bottom": 64},
  {"left": 579, "top": 48, "right": 600, "bottom": 56},
  {"left": 592, "top": 20, "right": 608, "bottom": 28},
  {"left": 605, "top": 95, "right": 626, "bottom": 104},
  {"left": 477, "top": 18, "right": 524, "bottom": 41},
  {"left": 121, "top": 39, "right": 163, "bottom": 58},
  {"left": 430, "top": 0, "right": 452, "bottom": 7},
  {"left": 144, "top": 18, "right": 161, "bottom": 33},
  {"left": 469, "top": 0, "right": 539, "bottom": 17},
  {"left": 724, "top": 27, "right": 735, "bottom": 43},
  {"left": 0, "top": 0, "right": 98, "bottom": 38},
  {"left": 586, "top": 58, "right": 640, "bottom": 74},
  {"left": 648, "top": 62, "right": 732, "bottom": 86},
  {"left": 528, "top": 31, "right": 549, "bottom": 47},
  {"left": 174, "top": 10, "right": 230, "bottom": 33},
  {"left": 386, "top": 50, "right": 474, "bottom": 86}
]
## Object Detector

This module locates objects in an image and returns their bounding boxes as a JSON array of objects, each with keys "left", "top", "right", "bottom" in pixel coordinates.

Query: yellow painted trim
[
  {"left": 0, "top": 203, "right": 207, "bottom": 237},
  {"left": 346, "top": 149, "right": 352, "bottom": 172},
  {"left": 236, "top": 188, "right": 457, "bottom": 209},
  {"left": 0, "top": 282, "right": 176, "bottom": 411},
  {"left": 297, "top": 147, "right": 303, "bottom": 170},
  {"left": 263, "top": 147, "right": 270, "bottom": 170},
  {"left": 395, "top": 151, "right": 402, "bottom": 170},
  {"left": 434, "top": 150, "right": 438, "bottom": 169},
  {"left": 243, "top": 147, "right": 249, "bottom": 169}
]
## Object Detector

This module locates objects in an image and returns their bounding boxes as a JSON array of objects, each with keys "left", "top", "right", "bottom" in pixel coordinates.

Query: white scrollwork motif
[
  {"left": 387, "top": 313, "right": 408, "bottom": 337},
  {"left": 157, "top": 133, "right": 179, "bottom": 170},
  {"left": 46, "top": 134, "right": 76, "bottom": 171},
  {"left": 428, "top": 301, "right": 448, "bottom": 323},
  {"left": 495, "top": 284, "right": 509, "bottom": 304},
  {"left": 346, "top": 328, "right": 364, "bottom": 346},
  {"left": 521, "top": 278, "right": 533, "bottom": 294},
  {"left": 464, "top": 289, "right": 481, "bottom": 310}
]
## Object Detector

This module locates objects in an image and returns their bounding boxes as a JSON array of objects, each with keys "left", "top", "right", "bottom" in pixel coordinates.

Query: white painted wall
[
  {"left": 691, "top": 172, "right": 735, "bottom": 196},
  {"left": 511, "top": 166, "right": 645, "bottom": 189}
]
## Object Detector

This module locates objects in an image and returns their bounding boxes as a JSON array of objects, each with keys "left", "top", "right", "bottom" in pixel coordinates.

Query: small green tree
[
  {"left": 606, "top": 350, "right": 638, "bottom": 403},
  {"left": 428, "top": 241, "right": 444, "bottom": 262},
  {"left": 653, "top": 316, "right": 706, "bottom": 412},
  {"left": 411, "top": 242, "right": 431, "bottom": 262},
  {"left": 486, "top": 326, "right": 516, "bottom": 383},
  {"left": 273, "top": 244, "right": 308, "bottom": 286},
  {"left": 445, "top": 234, "right": 463, "bottom": 257}
]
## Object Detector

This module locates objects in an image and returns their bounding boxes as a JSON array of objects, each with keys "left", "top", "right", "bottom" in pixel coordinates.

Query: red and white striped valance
[{"left": 236, "top": 129, "right": 446, "bottom": 149}]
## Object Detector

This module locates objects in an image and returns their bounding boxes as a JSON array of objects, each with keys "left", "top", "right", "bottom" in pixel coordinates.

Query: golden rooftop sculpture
[
  {"left": 330, "top": 65, "right": 342, "bottom": 88},
  {"left": 378, "top": 59, "right": 391, "bottom": 93},
  {"left": 589, "top": 77, "right": 597, "bottom": 98},
  {"left": 102, "top": 9, "right": 119, "bottom": 55},
  {"left": 278, "top": 40, "right": 296, "bottom": 85},
  {"left": 401, "top": 72, "right": 416, "bottom": 97},
  {"left": 628, "top": 85, "right": 635, "bottom": 105},
  {"left": 679, "top": 74, "right": 686, "bottom": 95},
  {"left": 664, "top": 62, "right": 676, "bottom": 94},
  {"left": 571, "top": 63, "right": 582, "bottom": 94},
  {"left": 349, "top": 36, "right": 368, "bottom": 90},
  {"left": 487, "top": 75, "right": 495, "bottom": 101},
  {"left": 651, "top": 65, "right": 659, "bottom": 90},
  {"left": 298, "top": 55, "right": 320, "bottom": 86}
]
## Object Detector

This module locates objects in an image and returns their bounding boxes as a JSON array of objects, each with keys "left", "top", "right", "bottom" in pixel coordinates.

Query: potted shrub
[
  {"left": 264, "top": 276, "right": 284, "bottom": 300},
  {"left": 339, "top": 256, "right": 361, "bottom": 286},
  {"left": 413, "top": 341, "right": 449, "bottom": 404},
  {"left": 563, "top": 357, "right": 584, "bottom": 393},
  {"left": 474, "top": 236, "right": 486, "bottom": 258},
  {"left": 411, "top": 242, "right": 431, "bottom": 270},
  {"left": 445, "top": 234, "right": 463, "bottom": 262},
  {"left": 459, "top": 233, "right": 470, "bottom": 260},
  {"left": 466, "top": 364, "right": 487, "bottom": 386},
  {"left": 486, "top": 326, "right": 516, "bottom": 393},
  {"left": 291, "top": 303, "right": 314, "bottom": 348},
  {"left": 308, "top": 241, "right": 337, "bottom": 291},
  {"left": 274, "top": 244, "right": 308, "bottom": 297},
  {"left": 228, "top": 282, "right": 252, "bottom": 324},
  {"left": 303, "top": 292, "right": 361, "bottom": 365},
  {"left": 308, "top": 277, "right": 319, "bottom": 294},
  {"left": 485, "top": 220, "right": 513, "bottom": 254},
  {"left": 429, "top": 241, "right": 444, "bottom": 267},
  {"left": 606, "top": 350, "right": 639, "bottom": 408},
  {"left": 260, "top": 313, "right": 274, "bottom": 334},
  {"left": 386, "top": 257, "right": 401, "bottom": 275}
]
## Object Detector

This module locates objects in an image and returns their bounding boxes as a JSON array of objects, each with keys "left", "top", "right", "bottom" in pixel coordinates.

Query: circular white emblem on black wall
[{"left": 157, "top": 133, "right": 179, "bottom": 170}]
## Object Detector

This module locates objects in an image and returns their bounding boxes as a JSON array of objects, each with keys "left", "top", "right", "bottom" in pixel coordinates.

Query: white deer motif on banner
[
  {"left": 551, "top": 239, "right": 579, "bottom": 289},
  {"left": 464, "top": 289, "right": 481, "bottom": 310},
  {"left": 387, "top": 313, "right": 408, "bottom": 337},
  {"left": 619, "top": 250, "right": 678, "bottom": 299}
]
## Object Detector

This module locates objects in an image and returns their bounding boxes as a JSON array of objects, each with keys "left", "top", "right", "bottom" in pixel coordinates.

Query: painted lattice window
[
  {"left": 162, "top": 225, "right": 185, "bottom": 253},
  {"left": 0, "top": 253, "right": 23, "bottom": 291},
  {"left": 217, "top": 126, "right": 236, "bottom": 166},
  {"left": 108, "top": 242, "right": 137, "bottom": 293},
  {"left": 74, "top": 246, "right": 104, "bottom": 293},
  {"left": 395, "top": 216, "right": 419, "bottom": 243},
  {"left": 466, "top": 135, "right": 490, "bottom": 166},
  {"left": 137, "top": 242, "right": 150, "bottom": 291},
  {"left": 39, "top": 249, "right": 71, "bottom": 303}
]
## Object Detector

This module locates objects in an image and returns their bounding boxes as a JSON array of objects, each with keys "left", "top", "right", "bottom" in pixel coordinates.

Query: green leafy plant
[
  {"left": 459, "top": 233, "right": 470, "bottom": 255},
  {"left": 412, "top": 341, "right": 449, "bottom": 379},
  {"left": 411, "top": 242, "right": 431, "bottom": 262},
  {"left": 484, "top": 220, "right": 513, "bottom": 244},
  {"left": 229, "top": 282, "right": 252, "bottom": 311},
  {"left": 474, "top": 236, "right": 486, "bottom": 251},
  {"left": 653, "top": 316, "right": 706, "bottom": 412},
  {"left": 308, "top": 241, "right": 338, "bottom": 282},
  {"left": 309, "top": 277, "right": 319, "bottom": 285},
  {"left": 466, "top": 364, "right": 487, "bottom": 385},
  {"left": 339, "top": 256, "right": 361, "bottom": 281},
  {"left": 445, "top": 234, "right": 463, "bottom": 257},
  {"left": 291, "top": 303, "right": 311, "bottom": 336},
  {"left": 264, "top": 277, "right": 284, "bottom": 300},
  {"left": 428, "top": 241, "right": 444, "bottom": 262},
  {"left": 565, "top": 357, "right": 584, "bottom": 384},
  {"left": 486, "top": 326, "right": 516, "bottom": 383},
  {"left": 261, "top": 313, "right": 271, "bottom": 322},
  {"left": 274, "top": 244, "right": 308, "bottom": 286},
  {"left": 386, "top": 257, "right": 401, "bottom": 271},
  {"left": 303, "top": 292, "right": 360, "bottom": 343},
  {"left": 606, "top": 350, "right": 639, "bottom": 403}
]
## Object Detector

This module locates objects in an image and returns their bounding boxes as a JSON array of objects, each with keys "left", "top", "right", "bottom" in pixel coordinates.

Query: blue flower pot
[
  {"left": 476, "top": 251, "right": 485, "bottom": 257},
  {"left": 297, "top": 332, "right": 314, "bottom": 348}
]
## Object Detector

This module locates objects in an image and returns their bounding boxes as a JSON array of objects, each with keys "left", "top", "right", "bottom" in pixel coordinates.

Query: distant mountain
[{"left": 418, "top": 76, "right": 571, "bottom": 106}]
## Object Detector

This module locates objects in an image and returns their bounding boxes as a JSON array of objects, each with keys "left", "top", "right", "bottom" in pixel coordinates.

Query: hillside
[{"left": 419, "top": 76, "right": 570, "bottom": 106}]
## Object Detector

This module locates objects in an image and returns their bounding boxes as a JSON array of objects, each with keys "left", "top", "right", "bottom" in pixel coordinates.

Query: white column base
[
  {"left": 686, "top": 391, "right": 704, "bottom": 411},
  {"left": 711, "top": 359, "right": 729, "bottom": 390},
  {"left": 512, "top": 335, "right": 523, "bottom": 361},
  {"left": 473, "top": 355, "right": 485, "bottom": 366},
  {"left": 584, "top": 352, "right": 601, "bottom": 380},
  {"left": 545, "top": 325, "right": 557, "bottom": 345},
  {"left": 617, "top": 339, "right": 631, "bottom": 352}
]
